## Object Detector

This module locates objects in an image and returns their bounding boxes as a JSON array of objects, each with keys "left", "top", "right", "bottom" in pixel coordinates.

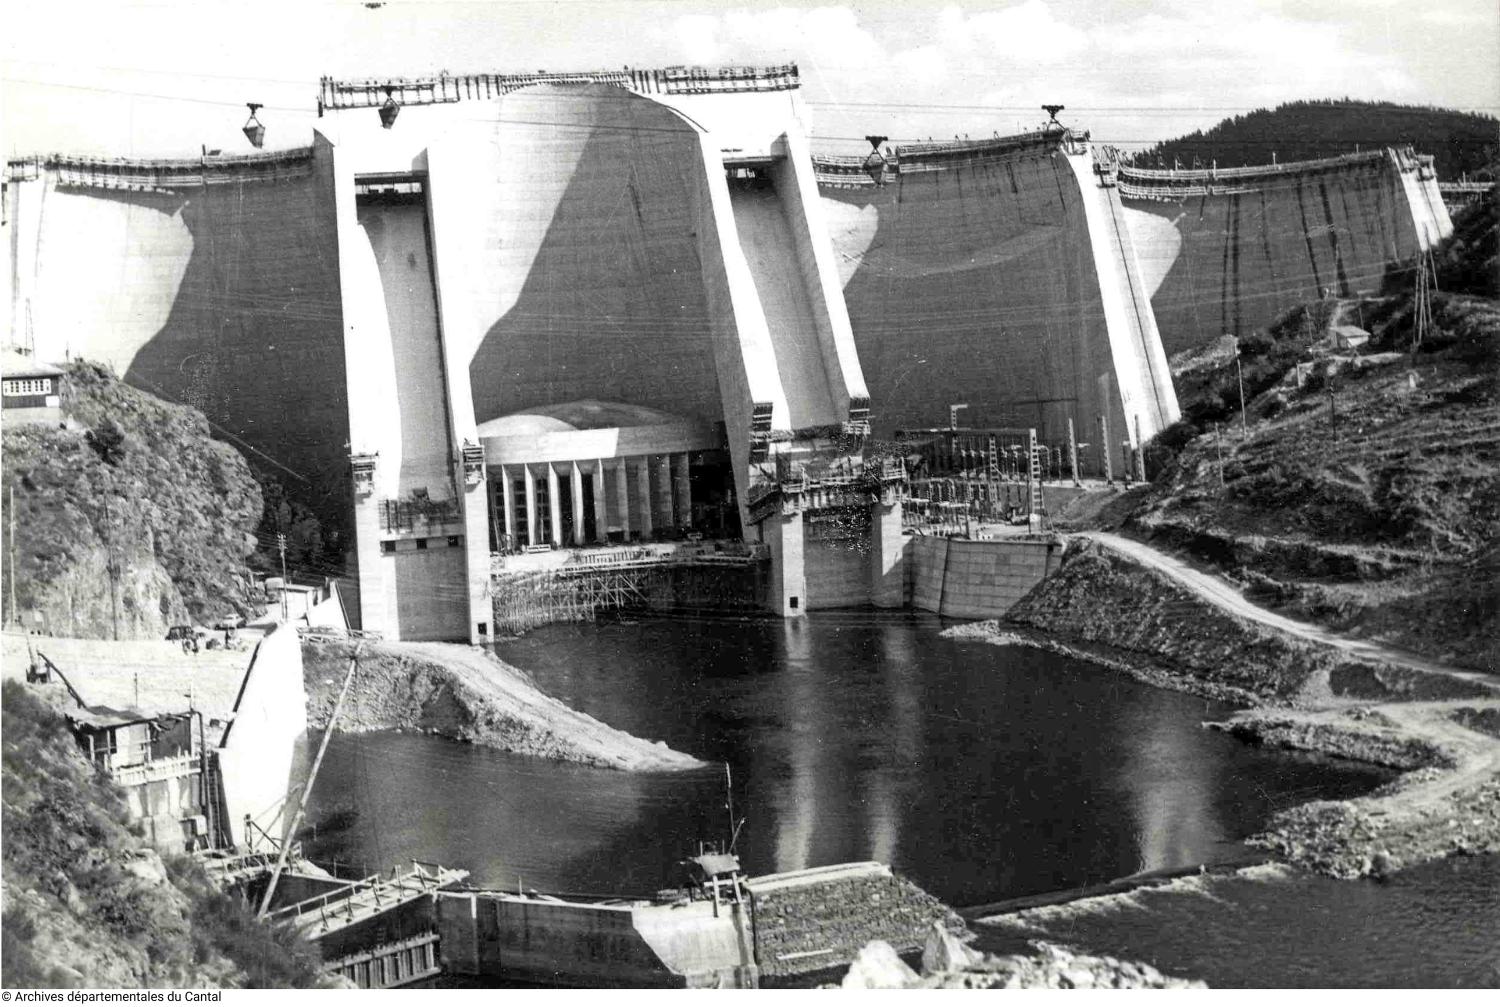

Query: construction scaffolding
[{"left": 491, "top": 551, "right": 765, "bottom": 635}]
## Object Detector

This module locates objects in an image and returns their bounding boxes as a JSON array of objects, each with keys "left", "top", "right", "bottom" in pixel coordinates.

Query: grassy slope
[
  {"left": 1, "top": 361, "right": 263, "bottom": 636},
  {"left": 0, "top": 681, "right": 323, "bottom": 987},
  {"left": 1121, "top": 199, "right": 1500, "bottom": 671}
]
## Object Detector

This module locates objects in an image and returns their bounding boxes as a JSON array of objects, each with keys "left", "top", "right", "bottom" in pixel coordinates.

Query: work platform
[{"left": 266, "top": 863, "right": 470, "bottom": 939}]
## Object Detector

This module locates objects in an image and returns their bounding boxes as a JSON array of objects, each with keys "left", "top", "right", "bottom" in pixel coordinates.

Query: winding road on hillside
[{"left": 1077, "top": 531, "right": 1500, "bottom": 692}]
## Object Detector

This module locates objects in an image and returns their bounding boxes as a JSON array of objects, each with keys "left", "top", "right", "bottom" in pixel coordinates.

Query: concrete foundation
[{"left": 904, "top": 535, "right": 1064, "bottom": 620}]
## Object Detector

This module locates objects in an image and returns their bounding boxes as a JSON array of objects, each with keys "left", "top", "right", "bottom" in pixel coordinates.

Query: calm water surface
[{"left": 305, "top": 611, "right": 1388, "bottom": 907}]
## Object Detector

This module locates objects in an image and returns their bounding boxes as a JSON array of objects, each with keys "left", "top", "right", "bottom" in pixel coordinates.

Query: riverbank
[
  {"left": 1210, "top": 702, "right": 1500, "bottom": 878},
  {"left": 946, "top": 536, "right": 1500, "bottom": 879},
  {"left": 302, "top": 637, "right": 702, "bottom": 772}
]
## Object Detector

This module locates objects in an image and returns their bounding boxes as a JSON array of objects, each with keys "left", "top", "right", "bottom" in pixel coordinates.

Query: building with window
[{"left": 1, "top": 351, "right": 62, "bottom": 426}]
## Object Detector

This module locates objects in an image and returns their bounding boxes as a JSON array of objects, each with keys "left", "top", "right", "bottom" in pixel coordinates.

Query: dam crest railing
[{"left": 319, "top": 63, "right": 800, "bottom": 111}]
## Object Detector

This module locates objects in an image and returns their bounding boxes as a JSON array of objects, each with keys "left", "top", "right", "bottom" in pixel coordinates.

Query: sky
[{"left": 3, "top": 0, "right": 1497, "bottom": 159}]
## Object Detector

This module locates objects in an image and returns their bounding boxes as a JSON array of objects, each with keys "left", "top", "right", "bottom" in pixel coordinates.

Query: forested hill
[{"left": 1130, "top": 100, "right": 1497, "bottom": 179}]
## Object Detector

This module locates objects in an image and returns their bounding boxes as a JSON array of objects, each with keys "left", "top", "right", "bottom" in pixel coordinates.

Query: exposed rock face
[
  {"left": 302, "top": 638, "right": 702, "bottom": 771},
  {"left": 837, "top": 928, "right": 1205, "bottom": 989},
  {"left": 1, "top": 361, "right": 262, "bottom": 638}
]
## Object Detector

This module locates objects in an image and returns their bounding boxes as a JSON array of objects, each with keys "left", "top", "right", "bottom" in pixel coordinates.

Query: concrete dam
[
  {"left": 1116, "top": 148, "right": 1453, "bottom": 355},
  {"left": 815, "top": 132, "right": 1177, "bottom": 451},
  {"left": 1, "top": 64, "right": 1451, "bottom": 643}
]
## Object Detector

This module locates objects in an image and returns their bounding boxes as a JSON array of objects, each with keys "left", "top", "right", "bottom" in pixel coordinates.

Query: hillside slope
[
  {"left": 1119, "top": 199, "right": 1499, "bottom": 670},
  {"left": 1132, "top": 100, "right": 1496, "bottom": 179},
  {"left": 1, "top": 361, "right": 263, "bottom": 638},
  {"left": 1, "top": 681, "right": 324, "bottom": 987}
]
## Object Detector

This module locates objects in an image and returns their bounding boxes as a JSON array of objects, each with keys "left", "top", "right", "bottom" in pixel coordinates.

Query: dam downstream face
[{"left": 304, "top": 613, "right": 1386, "bottom": 908}]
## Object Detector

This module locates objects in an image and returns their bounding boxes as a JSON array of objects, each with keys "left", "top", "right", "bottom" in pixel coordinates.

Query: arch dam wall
[
  {"left": 816, "top": 132, "right": 1178, "bottom": 461},
  {"left": 3, "top": 147, "right": 351, "bottom": 528},
  {"left": 1117, "top": 148, "right": 1453, "bottom": 356}
]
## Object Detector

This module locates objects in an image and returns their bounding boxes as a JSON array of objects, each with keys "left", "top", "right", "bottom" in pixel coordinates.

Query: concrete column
[
  {"left": 592, "top": 460, "right": 609, "bottom": 544},
  {"left": 500, "top": 465, "right": 516, "bottom": 546},
  {"left": 523, "top": 465, "right": 538, "bottom": 547},
  {"left": 570, "top": 461, "right": 586, "bottom": 546},
  {"left": 547, "top": 463, "right": 563, "bottom": 547},
  {"left": 635, "top": 458, "right": 655, "bottom": 539},
  {"left": 615, "top": 458, "right": 631, "bottom": 540},
  {"left": 654, "top": 454, "right": 674, "bottom": 531},
  {"left": 869, "top": 501, "right": 905, "bottom": 608},
  {"left": 763, "top": 512, "right": 806, "bottom": 617},
  {"left": 673, "top": 453, "right": 692, "bottom": 531}
]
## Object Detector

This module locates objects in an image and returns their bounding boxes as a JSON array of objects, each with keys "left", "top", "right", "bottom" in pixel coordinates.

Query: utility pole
[
  {"left": 1067, "top": 418, "right": 1080, "bottom": 486},
  {"left": 1231, "top": 335, "right": 1247, "bottom": 437},
  {"left": 1412, "top": 251, "right": 1433, "bottom": 358},
  {"left": 1133, "top": 415, "right": 1147, "bottom": 483},
  {"left": 276, "top": 532, "right": 289, "bottom": 621},
  {"left": 1097, "top": 415, "right": 1113, "bottom": 484},
  {"left": 1214, "top": 423, "right": 1225, "bottom": 490},
  {"left": 8, "top": 485, "right": 17, "bottom": 627},
  {"left": 103, "top": 497, "right": 120, "bottom": 641}
]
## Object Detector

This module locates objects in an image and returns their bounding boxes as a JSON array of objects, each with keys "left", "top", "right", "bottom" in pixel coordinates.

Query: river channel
[{"left": 304, "top": 610, "right": 1388, "bottom": 908}]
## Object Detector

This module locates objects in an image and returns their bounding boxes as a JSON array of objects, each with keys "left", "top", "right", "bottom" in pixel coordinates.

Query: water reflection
[
  {"left": 1113, "top": 685, "right": 1225, "bottom": 874},
  {"left": 307, "top": 612, "right": 1389, "bottom": 907},
  {"left": 773, "top": 619, "right": 818, "bottom": 874}
]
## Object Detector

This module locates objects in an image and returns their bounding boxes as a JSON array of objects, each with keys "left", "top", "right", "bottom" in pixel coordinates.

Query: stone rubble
[{"left": 836, "top": 926, "right": 1206, "bottom": 989}]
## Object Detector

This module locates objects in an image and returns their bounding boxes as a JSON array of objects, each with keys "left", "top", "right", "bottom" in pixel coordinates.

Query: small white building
[{"left": 1, "top": 351, "right": 63, "bottom": 426}]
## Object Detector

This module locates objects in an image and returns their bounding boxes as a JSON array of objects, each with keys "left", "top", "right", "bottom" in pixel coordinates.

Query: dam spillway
[{"left": 2, "top": 63, "right": 1456, "bottom": 642}]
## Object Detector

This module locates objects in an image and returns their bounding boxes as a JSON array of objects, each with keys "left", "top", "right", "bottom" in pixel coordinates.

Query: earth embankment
[{"left": 302, "top": 638, "right": 701, "bottom": 772}]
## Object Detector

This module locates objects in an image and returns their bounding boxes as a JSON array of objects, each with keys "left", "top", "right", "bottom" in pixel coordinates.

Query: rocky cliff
[{"left": 1, "top": 361, "right": 262, "bottom": 638}]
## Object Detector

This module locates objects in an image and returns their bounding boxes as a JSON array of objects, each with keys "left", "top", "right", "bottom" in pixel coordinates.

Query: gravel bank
[
  {"left": 302, "top": 638, "right": 702, "bottom": 772},
  {"left": 1210, "top": 702, "right": 1500, "bottom": 879}
]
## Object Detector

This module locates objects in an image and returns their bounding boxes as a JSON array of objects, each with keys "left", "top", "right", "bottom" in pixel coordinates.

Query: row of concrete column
[{"left": 495, "top": 454, "right": 693, "bottom": 548}]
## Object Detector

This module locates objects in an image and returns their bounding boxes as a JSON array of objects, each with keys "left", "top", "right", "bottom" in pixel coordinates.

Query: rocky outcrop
[
  {"left": 1, "top": 361, "right": 262, "bottom": 638},
  {"left": 838, "top": 928, "right": 1204, "bottom": 989},
  {"left": 302, "top": 638, "right": 701, "bottom": 772}
]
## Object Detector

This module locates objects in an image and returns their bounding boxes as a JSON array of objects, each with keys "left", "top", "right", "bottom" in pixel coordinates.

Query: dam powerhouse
[{"left": 1, "top": 64, "right": 1453, "bottom": 642}]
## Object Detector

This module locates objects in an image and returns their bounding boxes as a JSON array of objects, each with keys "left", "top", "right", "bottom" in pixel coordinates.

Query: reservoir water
[{"left": 305, "top": 611, "right": 1388, "bottom": 907}]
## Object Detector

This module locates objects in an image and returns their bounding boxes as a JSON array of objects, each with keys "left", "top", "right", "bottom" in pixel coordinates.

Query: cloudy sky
[{"left": 3, "top": 0, "right": 1496, "bottom": 158}]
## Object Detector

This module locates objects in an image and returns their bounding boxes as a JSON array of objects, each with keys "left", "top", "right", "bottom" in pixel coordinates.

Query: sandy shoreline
[{"left": 302, "top": 637, "right": 703, "bottom": 772}]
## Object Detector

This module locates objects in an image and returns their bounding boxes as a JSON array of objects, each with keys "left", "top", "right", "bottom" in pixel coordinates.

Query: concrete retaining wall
[
  {"left": 905, "top": 536, "right": 1063, "bottom": 620},
  {"left": 437, "top": 891, "right": 749, "bottom": 988},
  {"left": 215, "top": 624, "right": 309, "bottom": 849}
]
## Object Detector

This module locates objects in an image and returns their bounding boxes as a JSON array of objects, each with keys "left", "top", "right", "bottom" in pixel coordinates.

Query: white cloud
[{"left": 937, "top": 2, "right": 1088, "bottom": 62}]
